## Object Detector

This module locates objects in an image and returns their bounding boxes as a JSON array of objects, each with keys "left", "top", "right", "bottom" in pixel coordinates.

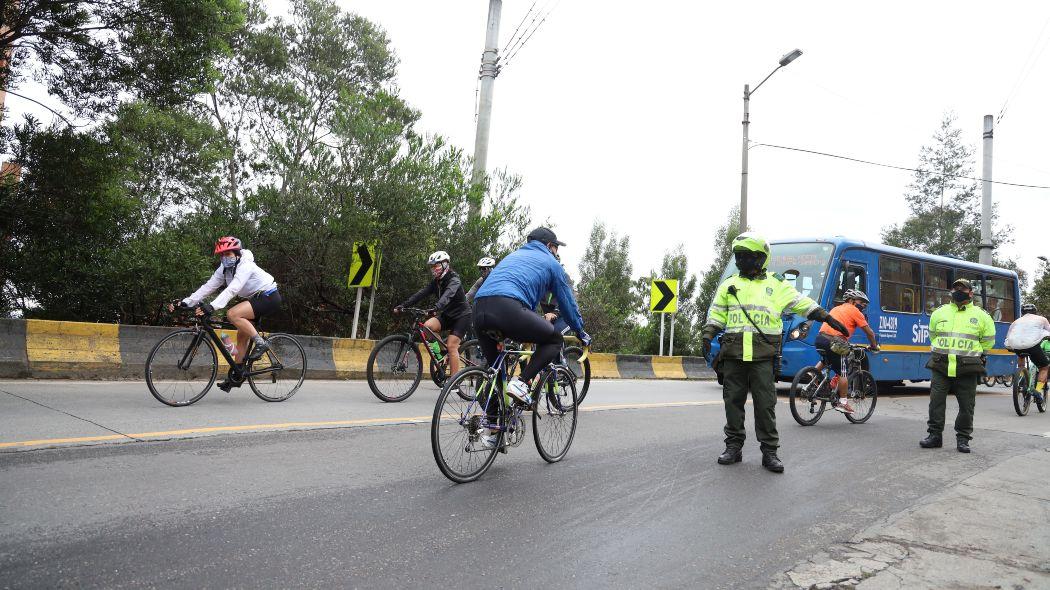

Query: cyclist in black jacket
[{"left": 395, "top": 251, "right": 472, "bottom": 377}]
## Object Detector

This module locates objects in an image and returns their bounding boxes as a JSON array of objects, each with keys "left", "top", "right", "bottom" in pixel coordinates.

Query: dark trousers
[
  {"left": 721, "top": 358, "right": 779, "bottom": 452},
  {"left": 927, "top": 371, "right": 979, "bottom": 442},
  {"left": 473, "top": 296, "right": 563, "bottom": 382}
]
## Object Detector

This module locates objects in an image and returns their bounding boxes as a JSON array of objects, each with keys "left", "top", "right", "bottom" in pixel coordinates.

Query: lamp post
[{"left": 739, "top": 48, "right": 803, "bottom": 231}]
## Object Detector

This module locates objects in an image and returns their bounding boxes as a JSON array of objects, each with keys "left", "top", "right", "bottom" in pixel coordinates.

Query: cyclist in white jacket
[
  {"left": 171, "top": 236, "right": 282, "bottom": 391},
  {"left": 1005, "top": 303, "right": 1050, "bottom": 400}
]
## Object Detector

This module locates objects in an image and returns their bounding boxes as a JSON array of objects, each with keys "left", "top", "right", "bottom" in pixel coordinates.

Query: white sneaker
[
  {"left": 833, "top": 400, "right": 855, "bottom": 413},
  {"left": 506, "top": 378, "right": 531, "bottom": 405},
  {"left": 476, "top": 431, "right": 498, "bottom": 450}
]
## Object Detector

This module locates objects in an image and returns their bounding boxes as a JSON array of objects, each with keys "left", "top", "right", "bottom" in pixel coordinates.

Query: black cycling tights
[{"left": 473, "top": 296, "right": 563, "bottom": 382}]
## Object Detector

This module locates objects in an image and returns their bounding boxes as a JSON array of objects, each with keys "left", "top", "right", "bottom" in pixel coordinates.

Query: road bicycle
[
  {"left": 789, "top": 339, "right": 878, "bottom": 426},
  {"left": 502, "top": 336, "right": 591, "bottom": 404},
  {"left": 365, "top": 307, "right": 482, "bottom": 402},
  {"left": 1012, "top": 345, "right": 1048, "bottom": 416},
  {"left": 430, "top": 335, "right": 589, "bottom": 483},
  {"left": 145, "top": 309, "right": 307, "bottom": 407}
]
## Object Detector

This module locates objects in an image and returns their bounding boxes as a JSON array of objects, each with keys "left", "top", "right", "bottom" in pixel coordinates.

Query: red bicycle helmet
[{"left": 214, "top": 236, "right": 242, "bottom": 254}]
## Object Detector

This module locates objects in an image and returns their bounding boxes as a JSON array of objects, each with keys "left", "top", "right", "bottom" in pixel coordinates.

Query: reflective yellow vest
[
  {"left": 928, "top": 303, "right": 995, "bottom": 377},
  {"left": 705, "top": 273, "right": 820, "bottom": 361}
]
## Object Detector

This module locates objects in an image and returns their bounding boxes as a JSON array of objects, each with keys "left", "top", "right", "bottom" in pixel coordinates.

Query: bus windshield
[{"left": 718, "top": 241, "right": 834, "bottom": 302}]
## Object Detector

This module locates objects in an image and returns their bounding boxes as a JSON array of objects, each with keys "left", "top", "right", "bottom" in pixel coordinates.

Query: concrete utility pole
[
  {"left": 739, "top": 49, "right": 803, "bottom": 231},
  {"left": 979, "top": 115, "right": 994, "bottom": 266},
  {"left": 469, "top": 0, "right": 503, "bottom": 219}
]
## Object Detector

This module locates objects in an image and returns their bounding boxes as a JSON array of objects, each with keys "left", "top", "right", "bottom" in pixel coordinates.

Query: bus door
[{"left": 830, "top": 253, "right": 878, "bottom": 375}]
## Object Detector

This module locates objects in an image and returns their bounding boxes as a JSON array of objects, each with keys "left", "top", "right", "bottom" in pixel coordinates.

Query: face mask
[
  {"left": 431, "top": 263, "right": 446, "bottom": 279},
  {"left": 734, "top": 251, "right": 762, "bottom": 274},
  {"left": 854, "top": 302, "right": 867, "bottom": 312},
  {"left": 951, "top": 290, "right": 970, "bottom": 303},
  {"left": 221, "top": 256, "right": 238, "bottom": 268}
]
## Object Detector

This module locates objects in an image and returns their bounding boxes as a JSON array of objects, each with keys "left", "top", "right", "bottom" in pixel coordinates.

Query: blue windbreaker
[{"left": 475, "top": 241, "right": 585, "bottom": 332}]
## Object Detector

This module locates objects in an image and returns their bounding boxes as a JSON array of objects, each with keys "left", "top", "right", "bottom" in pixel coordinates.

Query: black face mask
[
  {"left": 853, "top": 302, "right": 867, "bottom": 312},
  {"left": 734, "top": 251, "right": 764, "bottom": 274},
  {"left": 951, "top": 290, "right": 970, "bottom": 303}
]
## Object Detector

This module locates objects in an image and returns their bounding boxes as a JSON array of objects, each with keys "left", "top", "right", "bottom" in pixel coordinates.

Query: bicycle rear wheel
[
  {"left": 145, "top": 329, "right": 217, "bottom": 407},
  {"left": 1013, "top": 369, "right": 1031, "bottom": 416},
  {"left": 432, "top": 368, "right": 502, "bottom": 483},
  {"left": 563, "top": 345, "right": 591, "bottom": 404},
  {"left": 367, "top": 335, "right": 423, "bottom": 402},
  {"left": 845, "top": 370, "right": 877, "bottom": 424},
  {"left": 789, "top": 366, "right": 826, "bottom": 426},
  {"left": 248, "top": 334, "right": 307, "bottom": 402},
  {"left": 532, "top": 366, "right": 578, "bottom": 463}
]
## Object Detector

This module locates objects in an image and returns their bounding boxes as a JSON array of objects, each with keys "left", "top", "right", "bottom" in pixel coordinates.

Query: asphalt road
[{"left": 1, "top": 379, "right": 1047, "bottom": 588}]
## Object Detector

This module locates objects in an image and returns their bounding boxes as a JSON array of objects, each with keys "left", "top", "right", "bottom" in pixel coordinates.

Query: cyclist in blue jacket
[{"left": 473, "top": 227, "right": 592, "bottom": 406}]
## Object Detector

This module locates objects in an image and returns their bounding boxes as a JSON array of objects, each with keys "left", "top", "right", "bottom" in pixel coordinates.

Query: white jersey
[
  {"left": 1004, "top": 313, "right": 1050, "bottom": 350},
  {"left": 182, "top": 249, "right": 277, "bottom": 310}
]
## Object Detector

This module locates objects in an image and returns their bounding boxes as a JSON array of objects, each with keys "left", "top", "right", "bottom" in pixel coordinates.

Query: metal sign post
[
  {"left": 669, "top": 313, "right": 675, "bottom": 357},
  {"left": 348, "top": 241, "right": 380, "bottom": 340},
  {"left": 364, "top": 249, "right": 382, "bottom": 340},
  {"left": 659, "top": 313, "right": 665, "bottom": 356}
]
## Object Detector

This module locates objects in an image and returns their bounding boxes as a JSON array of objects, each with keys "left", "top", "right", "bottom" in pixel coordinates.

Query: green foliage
[
  {"left": 1027, "top": 261, "right": 1050, "bottom": 316},
  {"left": 575, "top": 222, "right": 638, "bottom": 353},
  {"left": 697, "top": 206, "right": 741, "bottom": 327},
  {"left": 881, "top": 113, "right": 1010, "bottom": 261},
  {"left": 632, "top": 245, "right": 700, "bottom": 355},
  {"left": 2, "top": 0, "right": 248, "bottom": 116}
]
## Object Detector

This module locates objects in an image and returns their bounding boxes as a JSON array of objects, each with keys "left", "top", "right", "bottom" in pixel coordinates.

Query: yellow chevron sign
[
  {"left": 348, "top": 242, "right": 380, "bottom": 288},
  {"left": 650, "top": 279, "right": 678, "bottom": 313}
]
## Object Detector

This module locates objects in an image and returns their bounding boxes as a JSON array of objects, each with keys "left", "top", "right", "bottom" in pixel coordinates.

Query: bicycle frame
[
  {"left": 181, "top": 316, "right": 283, "bottom": 380},
  {"left": 459, "top": 345, "right": 537, "bottom": 434}
]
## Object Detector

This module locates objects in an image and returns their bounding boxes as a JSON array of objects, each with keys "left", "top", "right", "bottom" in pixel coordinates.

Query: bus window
[
  {"left": 957, "top": 271, "right": 985, "bottom": 307},
  {"left": 833, "top": 263, "right": 867, "bottom": 305},
  {"left": 924, "top": 265, "right": 952, "bottom": 314},
  {"left": 880, "top": 256, "right": 921, "bottom": 314},
  {"left": 984, "top": 276, "right": 1016, "bottom": 322}
]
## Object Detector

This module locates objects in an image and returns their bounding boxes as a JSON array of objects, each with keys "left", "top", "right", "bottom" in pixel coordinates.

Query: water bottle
[
  {"left": 221, "top": 333, "right": 238, "bottom": 357},
  {"left": 428, "top": 340, "right": 443, "bottom": 360}
]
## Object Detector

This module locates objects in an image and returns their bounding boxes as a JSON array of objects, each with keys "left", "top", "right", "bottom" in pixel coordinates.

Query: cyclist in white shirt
[
  {"left": 1005, "top": 303, "right": 1050, "bottom": 401},
  {"left": 170, "top": 236, "right": 282, "bottom": 391}
]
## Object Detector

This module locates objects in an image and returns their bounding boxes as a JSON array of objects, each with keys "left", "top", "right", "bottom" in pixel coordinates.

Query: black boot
[
  {"left": 919, "top": 434, "right": 943, "bottom": 448},
  {"left": 717, "top": 446, "right": 742, "bottom": 465},
  {"left": 761, "top": 451, "right": 784, "bottom": 473},
  {"left": 957, "top": 439, "right": 971, "bottom": 453}
]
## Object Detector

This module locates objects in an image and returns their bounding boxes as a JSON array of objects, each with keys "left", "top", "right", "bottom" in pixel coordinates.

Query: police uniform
[
  {"left": 702, "top": 233, "right": 843, "bottom": 472},
  {"left": 923, "top": 278, "right": 995, "bottom": 452}
]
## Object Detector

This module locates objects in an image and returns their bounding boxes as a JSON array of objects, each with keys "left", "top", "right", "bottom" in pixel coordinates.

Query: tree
[
  {"left": 882, "top": 113, "right": 1010, "bottom": 260},
  {"left": 633, "top": 245, "right": 700, "bottom": 355},
  {"left": 1, "top": 0, "right": 247, "bottom": 117},
  {"left": 1028, "top": 260, "right": 1050, "bottom": 315},
  {"left": 576, "top": 222, "right": 637, "bottom": 353},
  {"left": 696, "top": 206, "right": 741, "bottom": 327}
]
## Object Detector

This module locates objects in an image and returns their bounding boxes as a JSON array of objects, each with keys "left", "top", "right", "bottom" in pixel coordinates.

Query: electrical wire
[
  {"left": 503, "top": 0, "right": 562, "bottom": 68},
  {"left": 500, "top": 1, "right": 537, "bottom": 55},
  {"left": 997, "top": 13, "right": 1050, "bottom": 124},
  {"left": 750, "top": 141, "right": 1050, "bottom": 190}
]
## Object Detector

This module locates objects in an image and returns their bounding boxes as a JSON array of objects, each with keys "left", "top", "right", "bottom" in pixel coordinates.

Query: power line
[
  {"left": 997, "top": 13, "right": 1050, "bottom": 124},
  {"left": 750, "top": 141, "right": 1050, "bottom": 190},
  {"left": 500, "top": 1, "right": 537, "bottom": 55},
  {"left": 503, "top": 0, "right": 562, "bottom": 68}
]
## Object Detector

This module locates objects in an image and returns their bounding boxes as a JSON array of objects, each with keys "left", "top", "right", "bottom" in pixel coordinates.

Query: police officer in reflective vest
[
  {"left": 702, "top": 233, "right": 849, "bottom": 473},
  {"left": 920, "top": 278, "right": 995, "bottom": 453}
]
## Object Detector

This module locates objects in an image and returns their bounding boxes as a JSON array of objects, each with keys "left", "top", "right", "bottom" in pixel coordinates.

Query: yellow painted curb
[
  {"left": 651, "top": 356, "right": 687, "bottom": 379},
  {"left": 332, "top": 339, "right": 373, "bottom": 375},
  {"left": 588, "top": 352, "right": 620, "bottom": 378},
  {"left": 25, "top": 319, "right": 120, "bottom": 372}
]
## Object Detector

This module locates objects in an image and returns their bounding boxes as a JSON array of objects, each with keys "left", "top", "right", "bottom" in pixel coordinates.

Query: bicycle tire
[
  {"left": 367, "top": 334, "right": 423, "bottom": 402},
  {"left": 563, "top": 345, "right": 591, "bottom": 404},
  {"left": 248, "top": 333, "right": 307, "bottom": 402},
  {"left": 456, "top": 339, "right": 483, "bottom": 400},
  {"left": 789, "top": 366, "right": 826, "bottom": 426},
  {"left": 145, "top": 329, "right": 217, "bottom": 407},
  {"left": 532, "top": 366, "right": 578, "bottom": 463},
  {"left": 1013, "top": 369, "right": 1031, "bottom": 416},
  {"left": 844, "top": 370, "right": 878, "bottom": 424},
  {"left": 432, "top": 367, "right": 503, "bottom": 483}
]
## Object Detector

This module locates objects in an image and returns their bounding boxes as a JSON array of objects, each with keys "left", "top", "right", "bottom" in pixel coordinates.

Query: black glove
[
  {"left": 392, "top": 306, "right": 404, "bottom": 315},
  {"left": 176, "top": 300, "right": 190, "bottom": 309},
  {"left": 578, "top": 330, "right": 593, "bottom": 347},
  {"left": 825, "top": 316, "right": 849, "bottom": 338},
  {"left": 702, "top": 338, "right": 712, "bottom": 360},
  {"left": 198, "top": 303, "right": 215, "bottom": 315},
  {"left": 426, "top": 308, "right": 438, "bottom": 318}
]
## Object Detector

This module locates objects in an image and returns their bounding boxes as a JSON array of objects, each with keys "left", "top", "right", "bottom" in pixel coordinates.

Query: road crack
[{"left": 0, "top": 387, "right": 143, "bottom": 444}]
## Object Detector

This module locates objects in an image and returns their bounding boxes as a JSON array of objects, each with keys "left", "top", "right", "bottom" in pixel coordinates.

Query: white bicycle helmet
[
  {"left": 843, "top": 289, "right": 869, "bottom": 303},
  {"left": 427, "top": 251, "right": 451, "bottom": 266},
  {"left": 476, "top": 256, "right": 496, "bottom": 268}
]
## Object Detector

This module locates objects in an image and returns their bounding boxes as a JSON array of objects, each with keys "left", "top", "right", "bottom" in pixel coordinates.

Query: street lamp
[{"left": 739, "top": 48, "right": 803, "bottom": 231}]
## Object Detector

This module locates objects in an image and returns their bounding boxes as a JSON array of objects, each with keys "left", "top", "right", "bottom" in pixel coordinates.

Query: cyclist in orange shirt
[{"left": 815, "top": 289, "right": 880, "bottom": 413}]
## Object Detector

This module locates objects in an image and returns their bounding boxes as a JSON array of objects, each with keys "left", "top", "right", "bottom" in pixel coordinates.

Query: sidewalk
[{"left": 770, "top": 446, "right": 1050, "bottom": 589}]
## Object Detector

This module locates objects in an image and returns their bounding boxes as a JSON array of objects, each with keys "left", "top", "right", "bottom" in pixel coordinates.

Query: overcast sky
[{"left": 9, "top": 0, "right": 1050, "bottom": 287}]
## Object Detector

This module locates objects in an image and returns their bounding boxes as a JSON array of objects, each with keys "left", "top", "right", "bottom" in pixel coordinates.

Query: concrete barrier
[{"left": 0, "top": 319, "right": 715, "bottom": 381}]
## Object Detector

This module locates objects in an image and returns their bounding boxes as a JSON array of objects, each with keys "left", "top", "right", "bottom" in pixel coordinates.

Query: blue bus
[{"left": 710, "top": 237, "right": 1020, "bottom": 384}]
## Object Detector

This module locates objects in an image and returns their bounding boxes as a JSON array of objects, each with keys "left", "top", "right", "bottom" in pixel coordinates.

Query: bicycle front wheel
[
  {"left": 367, "top": 335, "right": 423, "bottom": 402},
  {"left": 248, "top": 334, "right": 307, "bottom": 402},
  {"left": 432, "top": 368, "right": 502, "bottom": 483},
  {"left": 145, "top": 329, "right": 217, "bottom": 407},
  {"left": 563, "top": 345, "right": 591, "bottom": 404},
  {"left": 845, "top": 370, "right": 878, "bottom": 424},
  {"left": 789, "top": 366, "right": 826, "bottom": 426},
  {"left": 532, "top": 366, "right": 578, "bottom": 463},
  {"left": 1013, "top": 369, "right": 1031, "bottom": 416}
]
